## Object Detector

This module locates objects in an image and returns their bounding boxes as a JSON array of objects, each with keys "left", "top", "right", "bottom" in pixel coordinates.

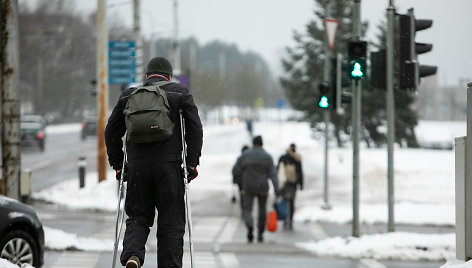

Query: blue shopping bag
[{"left": 274, "top": 198, "right": 288, "bottom": 220}]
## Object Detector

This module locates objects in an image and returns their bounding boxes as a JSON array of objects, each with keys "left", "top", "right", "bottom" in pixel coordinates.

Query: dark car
[
  {"left": 0, "top": 195, "right": 44, "bottom": 267},
  {"left": 20, "top": 115, "right": 46, "bottom": 152},
  {"left": 81, "top": 116, "right": 97, "bottom": 140}
]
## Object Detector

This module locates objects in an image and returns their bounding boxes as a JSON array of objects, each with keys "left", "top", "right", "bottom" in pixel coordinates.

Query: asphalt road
[{"left": 23, "top": 126, "right": 449, "bottom": 268}]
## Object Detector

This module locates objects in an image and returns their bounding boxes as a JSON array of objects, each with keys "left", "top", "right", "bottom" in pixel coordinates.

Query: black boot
[
  {"left": 247, "top": 228, "right": 254, "bottom": 243},
  {"left": 257, "top": 231, "right": 264, "bottom": 243}
]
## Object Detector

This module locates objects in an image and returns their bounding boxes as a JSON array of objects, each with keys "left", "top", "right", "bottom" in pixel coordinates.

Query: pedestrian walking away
[
  {"left": 233, "top": 135, "right": 278, "bottom": 243},
  {"left": 231, "top": 145, "right": 249, "bottom": 215},
  {"left": 105, "top": 56, "right": 203, "bottom": 268},
  {"left": 277, "top": 143, "right": 303, "bottom": 230}
]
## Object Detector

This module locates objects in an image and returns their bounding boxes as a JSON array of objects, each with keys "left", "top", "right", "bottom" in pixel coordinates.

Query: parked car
[
  {"left": 81, "top": 116, "right": 97, "bottom": 140},
  {"left": 20, "top": 115, "right": 46, "bottom": 151},
  {"left": 0, "top": 195, "right": 44, "bottom": 267}
]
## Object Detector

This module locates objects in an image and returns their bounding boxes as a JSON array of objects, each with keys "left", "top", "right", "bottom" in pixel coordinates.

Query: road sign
[
  {"left": 324, "top": 19, "right": 339, "bottom": 51},
  {"left": 108, "top": 40, "right": 137, "bottom": 84},
  {"left": 276, "top": 98, "right": 286, "bottom": 109}
]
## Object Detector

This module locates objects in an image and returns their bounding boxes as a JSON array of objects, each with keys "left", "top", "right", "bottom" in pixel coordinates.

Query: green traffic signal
[
  {"left": 349, "top": 60, "right": 366, "bottom": 80},
  {"left": 319, "top": 95, "right": 329, "bottom": 108},
  {"left": 351, "top": 62, "right": 363, "bottom": 77},
  {"left": 348, "top": 40, "right": 367, "bottom": 81}
]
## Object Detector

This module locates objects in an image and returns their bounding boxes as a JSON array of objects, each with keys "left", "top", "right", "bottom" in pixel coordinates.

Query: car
[
  {"left": 81, "top": 116, "right": 97, "bottom": 140},
  {"left": 20, "top": 115, "right": 46, "bottom": 151},
  {"left": 0, "top": 195, "right": 44, "bottom": 267}
]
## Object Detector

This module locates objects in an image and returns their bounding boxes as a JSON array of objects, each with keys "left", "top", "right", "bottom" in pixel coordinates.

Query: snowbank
[
  {"left": 44, "top": 227, "right": 115, "bottom": 251},
  {"left": 297, "top": 232, "right": 455, "bottom": 261}
]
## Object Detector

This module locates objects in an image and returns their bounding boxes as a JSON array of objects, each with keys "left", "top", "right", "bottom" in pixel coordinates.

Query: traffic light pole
[
  {"left": 321, "top": 0, "right": 333, "bottom": 210},
  {"left": 351, "top": 0, "right": 362, "bottom": 238},
  {"left": 386, "top": 0, "right": 396, "bottom": 232},
  {"left": 336, "top": 53, "right": 344, "bottom": 115}
]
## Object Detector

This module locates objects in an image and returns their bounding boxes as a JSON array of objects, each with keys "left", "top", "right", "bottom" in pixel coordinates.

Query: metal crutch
[
  {"left": 112, "top": 135, "right": 127, "bottom": 268},
  {"left": 180, "top": 110, "right": 195, "bottom": 268}
]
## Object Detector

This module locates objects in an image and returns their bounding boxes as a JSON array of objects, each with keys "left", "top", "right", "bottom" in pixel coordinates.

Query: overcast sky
[{"left": 26, "top": 0, "right": 472, "bottom": 87}]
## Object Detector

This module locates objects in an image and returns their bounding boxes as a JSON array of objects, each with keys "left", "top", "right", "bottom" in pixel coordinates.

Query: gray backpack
[{"left": 123, "top": 81, "right": 174, "bottom": 143}]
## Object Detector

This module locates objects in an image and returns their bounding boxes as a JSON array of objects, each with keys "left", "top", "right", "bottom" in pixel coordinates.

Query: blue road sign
[
  {"left": 109, "top": 59, "right": 136, "bottom": 67},
  {"left": 276, "top": 98, "right": 286, "bottom": 109},
  {"left": 109, "top": 77, "right": 136, "bottom": 84},
  {"left": 109, "top": 40, "right": 137, "bottom": 84},
  {"left": 109, "top": 41, "right": 136, "bottom": 49},
  {"left": 109, "top": 68, "right": 137, "bottom": 75}
]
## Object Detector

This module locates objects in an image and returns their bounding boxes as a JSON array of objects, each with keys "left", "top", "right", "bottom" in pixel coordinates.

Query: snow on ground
[
  {"left": 298, "top": 232, "right": 455, "bottom": 261},
  {"left": 0, "top": 258, "right": 34, "bottom": 268},
  {"left": 33, "top": 119, "right": 465, "bottom": 264},
  {"left": 44, "top": 227, "right": 114, "bottom": 251}
]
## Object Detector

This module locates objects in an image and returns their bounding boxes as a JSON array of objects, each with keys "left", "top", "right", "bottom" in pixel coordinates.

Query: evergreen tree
[{"left": 280, "top": 0, "right": 419, "bottom": 147}]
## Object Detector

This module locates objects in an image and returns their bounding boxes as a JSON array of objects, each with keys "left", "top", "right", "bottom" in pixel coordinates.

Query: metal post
[
  {"left": 173, "top": 0, "right": 181, "bottom": 72},
  {"left": 0, "top": 0, "right": 20, "bottom": 199},
  {"left": 351, "top": 0, "right": 361, "bottom": 238},
  {"left": 386, "top": 0, "right": 396, "bottom": 232},
  {"left": 321, "top": 0, "right": 333, "bottom": 210},
  {"left": 97, "top": 0, "right": 108, "bottom": 182},
  {"left": 78, "top": 156, "right": 86, "bottom": 188},
  {"left": 133, "top": 0, "right": 142, "bottom": 81},
  {"left": 336, "top": 53, "right": 343, "bottom": 115},
  {"left": 465, "top": 82, "right": 472, "bottom": 259}
]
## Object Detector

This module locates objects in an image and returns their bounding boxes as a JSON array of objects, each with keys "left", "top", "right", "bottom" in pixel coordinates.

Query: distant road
[{"left": 21, "top": 124, "right": 98, "bottom": 192}]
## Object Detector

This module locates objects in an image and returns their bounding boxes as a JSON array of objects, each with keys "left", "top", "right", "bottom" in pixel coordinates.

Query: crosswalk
[{"left": 47, "top": 215, "right": 329, "bottom": 267}]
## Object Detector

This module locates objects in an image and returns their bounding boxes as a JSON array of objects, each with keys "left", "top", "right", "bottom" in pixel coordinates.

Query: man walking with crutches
[{"left": 105, "top": 56, "right": 203, "bottom": 268}]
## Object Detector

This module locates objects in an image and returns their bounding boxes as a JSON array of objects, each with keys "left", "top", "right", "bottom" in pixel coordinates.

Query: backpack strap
[{"left": 130, "top": 81, "right": 172, "bottom": 110}]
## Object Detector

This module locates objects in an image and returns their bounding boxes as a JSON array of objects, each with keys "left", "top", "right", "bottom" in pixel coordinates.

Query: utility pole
[
  {"left": 0, "top": 0, "right": 20, "bottom": 199},
  {"left": 321, "top": 0, "right": 333, "bottom": 210},
  {"left": 386, "top": 0, "right": 396, "bottom": 232},
  {"left": 173, "top": 0, "right": 181, "bottom": 72},
  {"left": 352, "top": 0, "right": 362, "bottom": 237},
  {"left": 97, "top": 0, "right": 108, "bottom": 182},
  {"left": 133, "top": 0, "right": 142, "bottom": 81}
]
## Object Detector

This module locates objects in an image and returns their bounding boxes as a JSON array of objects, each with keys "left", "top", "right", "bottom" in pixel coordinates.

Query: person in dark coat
[
  {"left": 233, "top": 136, "right": 277, "bottom": 243},
  {"left": 105, "top": 57, "right": 203, "bottom": 268},
  {"left": 231, "top": 145, "right": 249, "bottom": 213},
  {"left": 277, "top": 143, "right": 303, "bottom": 230}
]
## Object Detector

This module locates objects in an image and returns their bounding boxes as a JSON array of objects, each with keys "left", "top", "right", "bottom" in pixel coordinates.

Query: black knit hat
[
  {"left": 253, "top": 136, "right": 263, "bottom": 146},
  {"left": 146, "top": 57, "right": 173, "bottom": 76}
]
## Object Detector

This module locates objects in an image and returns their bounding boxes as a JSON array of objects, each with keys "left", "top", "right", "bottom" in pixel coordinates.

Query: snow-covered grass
[{"left": 32, "top": 119, "right": 465, "bottom": 265}]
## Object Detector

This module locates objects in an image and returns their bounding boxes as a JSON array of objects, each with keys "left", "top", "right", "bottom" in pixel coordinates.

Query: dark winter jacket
[
  {"left": 233, "top": 147, "right": 278, "bottom": 194},
  {"left": 105, "top": 76, "right": 203, "bottom": 169},
  {"left": 277, "top": 149, "right": 303, "bottom": 189}
]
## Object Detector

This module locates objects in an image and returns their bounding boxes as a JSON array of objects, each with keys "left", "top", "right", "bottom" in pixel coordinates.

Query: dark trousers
[
  {"left": 241, "top": 193, "right": 268, "bottom": 236},
  {"left": 281, "top": 183, "right": 297, "bottom": 228},
  {"left": 120, "top": 161, "right": 186, "bottom": 268}
]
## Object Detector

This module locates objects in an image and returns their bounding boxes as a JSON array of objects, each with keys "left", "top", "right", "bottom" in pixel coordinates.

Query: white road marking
[
  {"left": 360, "top": 258, "right": 387, "bottom": 268},
  {"left": 217, "top": 217, "right": 240, "bottom": 243},
  {"left": 183, "top": 252, "right": 217, "bottom": 268},
  {"left": 309, "top": 222, "right": 328, "bottom": 240},
  {"left": 219, "top": 253, "right": 240, "bottom": 268},
  {"left": 51, "top": 252, "right": 99, "bottom": 268}
]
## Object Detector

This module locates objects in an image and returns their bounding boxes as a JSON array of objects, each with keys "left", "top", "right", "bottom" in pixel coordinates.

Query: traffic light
[
  {"left": 318, "top": 82, "right": 330, "bottom": 109},
  {"left": 348, "top": 40, "right": 367, "bottom": 80},
  {"left": 370, "top": 49, "right": 386, "bottom": 89},
  {"left": 397, "top": 8, "right": 437, "bottom": 89}
]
